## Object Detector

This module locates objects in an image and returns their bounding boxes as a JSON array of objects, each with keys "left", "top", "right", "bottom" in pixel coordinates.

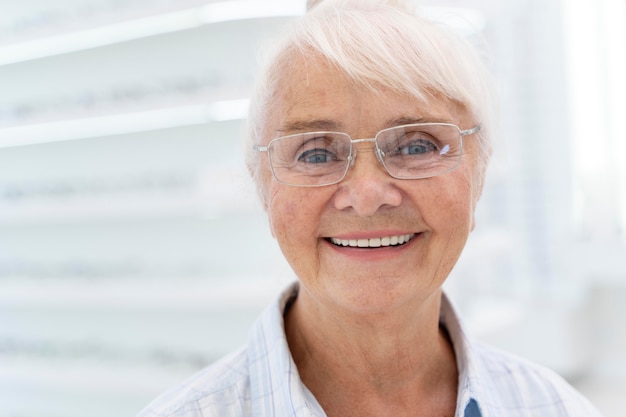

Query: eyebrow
[
  {"left": 383, "top": 115, "right": 453, "bottom": 127},
  {"left": 276, "top": 119, "right": 344, "bottom": 134},
  {"left": 276, "top": 115, "right": 454, "bottom": 135}
]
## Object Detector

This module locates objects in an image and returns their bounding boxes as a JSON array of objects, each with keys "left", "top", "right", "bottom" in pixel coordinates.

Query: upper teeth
[{"left": 330, "top": 234, "right": 415, "bottom": 248}]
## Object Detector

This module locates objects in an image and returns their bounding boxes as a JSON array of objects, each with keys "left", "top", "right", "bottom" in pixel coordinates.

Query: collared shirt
[{"left": 136, "top": 284, "right": 604, "bottom": 417}]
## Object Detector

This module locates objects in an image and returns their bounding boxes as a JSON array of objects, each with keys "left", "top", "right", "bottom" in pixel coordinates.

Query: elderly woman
[{"left": 138, "top": 1, "right": 603, "bottom": 416}]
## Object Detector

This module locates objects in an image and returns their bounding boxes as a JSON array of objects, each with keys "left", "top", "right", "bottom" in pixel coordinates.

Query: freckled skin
[{"left": 261, "top": 57, "right": 481, "bottom": 316}]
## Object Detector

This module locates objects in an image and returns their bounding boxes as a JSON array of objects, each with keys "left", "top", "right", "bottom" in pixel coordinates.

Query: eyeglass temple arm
[{"left": 461, "top": 124, "right": 481, "bottom": 136}]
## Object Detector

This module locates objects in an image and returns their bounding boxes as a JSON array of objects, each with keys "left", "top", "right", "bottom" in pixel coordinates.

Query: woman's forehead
[
  {"left": 268, "top": 55, "right": 469, "bottom": 133},
  {"left": 269, "top": 90, "right": 466, "bottom": 139}
]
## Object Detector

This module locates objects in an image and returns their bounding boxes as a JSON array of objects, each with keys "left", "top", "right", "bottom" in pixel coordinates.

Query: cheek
[
  {"left": 424, "top": 173, "right": 475, "bottom": 233},
  {"left": 266, "top": 188, "right": 327, "bottom": 280},
  {"left": 266, "top": 187, "right": 315, "bottom": 244},
  {"left": 268, "top": 199, "right": 298, "bottom": 240}
]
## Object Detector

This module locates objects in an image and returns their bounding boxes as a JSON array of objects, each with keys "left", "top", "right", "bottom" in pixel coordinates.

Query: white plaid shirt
[{"left": 136, "top": 284, "right": 603, "bottom": 417}]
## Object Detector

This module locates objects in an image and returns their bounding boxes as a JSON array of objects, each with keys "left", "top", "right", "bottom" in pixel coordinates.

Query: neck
[{"left": 285, "top": 287, "right": 458, "bottom": 416}]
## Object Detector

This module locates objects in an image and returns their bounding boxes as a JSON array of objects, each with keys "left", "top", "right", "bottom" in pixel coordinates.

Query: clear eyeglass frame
[{"left": 253, "top": 122, "right": 481, "bottom": 187}]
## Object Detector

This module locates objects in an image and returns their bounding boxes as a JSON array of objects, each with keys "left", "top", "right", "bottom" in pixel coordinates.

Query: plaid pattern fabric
[{"left": 136, "top": 284, "right": 603, "bottom": 417}]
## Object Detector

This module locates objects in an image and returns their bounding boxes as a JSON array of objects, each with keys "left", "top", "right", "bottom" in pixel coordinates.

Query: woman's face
[{"left": 260, "top": 59, "right": 482, "bottom": 314}]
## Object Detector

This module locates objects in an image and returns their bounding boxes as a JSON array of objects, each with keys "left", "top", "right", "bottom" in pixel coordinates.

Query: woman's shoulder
[
  {"left": 135, "top": 347, "right": 251, "bottom": 417},
  {"left": 472, "top": 342, "right": 603, "bottom": 416}
]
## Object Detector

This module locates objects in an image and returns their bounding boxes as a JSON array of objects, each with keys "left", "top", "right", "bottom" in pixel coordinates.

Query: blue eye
[
  {"left": 399, "top": 140, "right": 437, "bottom": 155},
  {"left": 298, "top": 149, "right": 335, "bottom": 163}
]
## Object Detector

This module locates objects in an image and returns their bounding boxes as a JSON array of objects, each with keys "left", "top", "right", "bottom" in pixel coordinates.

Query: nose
[{"left": 333, "top": 141, "right": 403, "bottom": 217}]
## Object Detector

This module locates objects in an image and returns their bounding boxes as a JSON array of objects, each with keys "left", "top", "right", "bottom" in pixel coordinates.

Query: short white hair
[{"left": 245, "top": 0, "right": 496, "bottom": 201}]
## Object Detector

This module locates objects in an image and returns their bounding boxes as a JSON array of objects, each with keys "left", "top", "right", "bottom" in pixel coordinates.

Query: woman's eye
[
  {"left": 399, "top": 140, "right": 438, "bottom": 155},
  {"left": 298, "top": 149, "right": 335, "bottom": 163}
]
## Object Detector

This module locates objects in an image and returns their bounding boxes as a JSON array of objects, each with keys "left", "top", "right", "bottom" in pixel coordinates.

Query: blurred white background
[{"left": 0, "top": 0, "right": 624, "bottom": 416}]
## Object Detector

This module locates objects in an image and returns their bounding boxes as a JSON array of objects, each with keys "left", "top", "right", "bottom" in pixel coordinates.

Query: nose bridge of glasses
[
  {"left": 350, "top": 137, "right": 377, "bottom": 145},
  {"left": 348, "top": 137, "right": 386, "bottom": 168},
  {"left": 350, "top": 137, "right": 378, "bottom": 155}
]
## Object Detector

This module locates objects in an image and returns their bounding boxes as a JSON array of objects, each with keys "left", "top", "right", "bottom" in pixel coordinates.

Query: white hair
[{"left": 245, "top": 0, "right": 496, "bottom": 202}]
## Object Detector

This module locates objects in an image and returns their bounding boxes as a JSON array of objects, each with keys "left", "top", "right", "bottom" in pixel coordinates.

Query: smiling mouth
[{"left": 328, "top": 233, "right": 416, "bottom": 248}]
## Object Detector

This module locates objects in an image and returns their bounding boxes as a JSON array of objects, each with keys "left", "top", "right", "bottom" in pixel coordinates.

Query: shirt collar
[
  {"left": 248, "top": 283, "right": 326, "bottom": 416},
  {"left": 249, "top": 283, "right": 488, "bottom": 417},
  {"left": 440, "top": 293, "right": 490, "bottom": 417}
]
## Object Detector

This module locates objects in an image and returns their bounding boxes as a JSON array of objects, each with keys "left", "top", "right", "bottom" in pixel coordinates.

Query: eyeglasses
[{"left": 254, "top": 122, "right": 481, "bottom": 187}]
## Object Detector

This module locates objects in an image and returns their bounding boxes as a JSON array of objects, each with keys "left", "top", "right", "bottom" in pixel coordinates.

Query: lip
[{"left": 323, "top": 233, "right": 423, "bottom": 264}]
